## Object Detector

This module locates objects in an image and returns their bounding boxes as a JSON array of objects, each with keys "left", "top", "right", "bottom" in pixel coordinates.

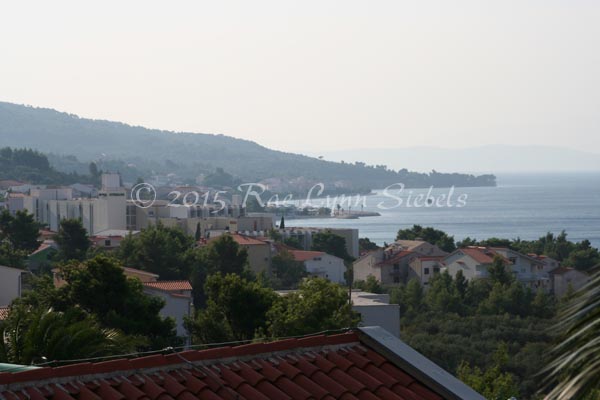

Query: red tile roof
[
  {"left": 458, "top": 247, "right": 500, "bottom": 264},
  {"left": 0, "top": 330, "right": 462, "bottom": 400},
  {"left": 144, "top": 280, "right": 193, "bottom": 292},
  {"left": 229, "top": 234, "right": 268, "bottom": 246},
  {"left": 290, "top": 250, "right": 326, "bottom": 262}
]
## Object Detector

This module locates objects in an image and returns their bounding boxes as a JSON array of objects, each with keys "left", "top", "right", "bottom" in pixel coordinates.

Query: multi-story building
[
  {"left": 408, "top": 255, "right": 445, "bottom": 286},
  {"left": 353, "top": 240, "right": 448, "bottom": 285},
  {"left": 19, "top": 174, "right": 127, "bottom": 235},
  {"left": 443, "top": 246, "right": 547, "bottom": 289}
]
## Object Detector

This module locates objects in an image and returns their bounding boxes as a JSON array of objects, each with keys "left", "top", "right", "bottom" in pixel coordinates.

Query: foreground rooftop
[{"left": 0, "top": 327, "right": 483, "bottom": 400}]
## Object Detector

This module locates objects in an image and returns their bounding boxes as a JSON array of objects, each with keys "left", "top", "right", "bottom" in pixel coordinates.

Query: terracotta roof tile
[
  {"left": 290, "top": 250, "right": 326, "bottom": 262},
  {"left": 0, "top": 330, "right": 473, "bottom": 399},
  {"left": 226, "top": 234, "right": 268, "bottom": 246},
  {"left": 457, "top": 247, "right": 509, "bottom": 265},
  {"left": 143, "top": 281, "right": 192, "bottom": 292}
]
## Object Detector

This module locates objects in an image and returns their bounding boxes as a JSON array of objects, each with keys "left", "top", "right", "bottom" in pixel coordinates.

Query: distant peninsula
[{"left": 0, "top": 102, "right": 495, "bottom": 191}]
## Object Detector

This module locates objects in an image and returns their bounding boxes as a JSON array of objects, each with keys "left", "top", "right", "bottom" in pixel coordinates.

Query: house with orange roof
[
  {"left": 444, "top": 246, "right": 547, "bottom": 287},
  {"left": 353, "top": 248, "right": 417, "bottom": 286},
  {"left": 143, "top": 280, "right": 193, "bottom": 339},
  {"left": 443, "top": 247, "right": 506, "bottom": 280},
  {"left": 290, "top": 250, "right": 346, "bottom": 284},
  {"left": 354, "top": 240, "right": 449, "bottom": 286},
  {"left": 213, "top": 233, "right": 272, "bottom": 275}
]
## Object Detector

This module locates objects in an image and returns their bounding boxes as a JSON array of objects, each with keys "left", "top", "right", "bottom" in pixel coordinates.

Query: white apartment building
[{"left": 20, "top": 175, "right": 127, "bottom": 235}]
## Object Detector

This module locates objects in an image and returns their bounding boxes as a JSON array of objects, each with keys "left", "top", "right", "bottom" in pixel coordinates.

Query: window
[
  {"left": 424, "top": 267, "right": 430, "bottom": 275},
  {"left": 509, "top": 257, "right": 517, "bottom": 264},
  {"left": 433, "top": 267, "right": 440, "bottom": 274},
  {"left": 104, "top": 240, "right": 111, "bottom": 247},
  {"left": 393, "top": 277, "right": 400, "bottom": 283},
  {"left": 393, "top": 264, "right": 400, "bottom": 271}
]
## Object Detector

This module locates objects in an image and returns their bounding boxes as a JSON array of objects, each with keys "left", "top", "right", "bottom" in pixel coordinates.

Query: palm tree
[
  {"left": 541, "top": 269, "right": 600, "bottom": 399},
  {"left": 0, "top": 307, "right": 138, "bottom": 365}
]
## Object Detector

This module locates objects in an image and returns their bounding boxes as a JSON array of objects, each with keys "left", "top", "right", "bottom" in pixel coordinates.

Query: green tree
[
  {"left": 531, "top": 289, "right": 556, "bottom": 319},
  {"left": 271, "top": 250, "right": 307, "bottom": 289},
  {"left": 354, "top": 275, "right": 384, "bottom": 294},
  {"left": 311, "top": 231, "right": 353, "bottom": 262},
  {"left": 0, "top": 210, "right": 40, "bottom": 252},
  {"left": 117, "top": 223, "right": 195, "bottom": 279},
  {"left": 487, "top": 255, "right": 514, "bottom": 286},
  {"left": 0, "top": 307, "right": 135, "bottom": 365},
  {"left": 283, "top": 236, "right": 303, "bottom": 249},
  {"left": 201, "top": 234, "right": 249, "bottom": 276},
  {"left": 563, "top": 247, "right": 600, "bottom": 270},
  {"left": 189, "top": 234, "right": 250, "bottom": 308},
  {"left": 194, "top": 223, "right": 201, "bottom": 241},
  {"left": 267, "top": 278, "right": 360, "bottom": 337},
  {"left": 59, "top": 255, "right": 176, "bottom": 346},
  {"left": 359, "top": 237, "right": 379, "bottom": 253},
  {"left": 0, "top": 242, "right": 27, "bottom": 269},
  {"left": 186, "top": 274, "right": 277, "bottom": 343},
  {"left": 54, "top": 218, "right": 90, "bottom": 261},
  {"left": 403, "top": 278, "right": 425, "bottom": 316},
  {"left": 426, "top": 271, "right": 461, "bottom": 313},
  {"left": 454, "top": 269, "right": 468, "bottom": 299},
  {"left": 396, "top": 225, "right": 456, "bottom": 252},
  {"left": 457, "top": 343, "right": 520, "bottom": 400}
]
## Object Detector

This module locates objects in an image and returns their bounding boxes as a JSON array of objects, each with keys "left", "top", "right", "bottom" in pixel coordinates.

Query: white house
[
  {"left": 351, "top": 291, "right": 400, "bottom": 337},
  {"left": 0, "top": 265, "right": 30, "bottom": 306},
  {"left": 91, "top": 229, "right": 140, "bottom": 250},
  {"left": 408, "top": 256, "right": 445, "bottom": 286},
  {"left": 290, "top": 250, "right": 346, "bottom": 284},
  {"left": 143, "top": 281, "right": 193, "bottom": 341},
  {"left": 444, "top": 246, "right": 546, "bottom": 288},
  {"left": 549, "top": 267, "right": 590, "bottom": 297}
]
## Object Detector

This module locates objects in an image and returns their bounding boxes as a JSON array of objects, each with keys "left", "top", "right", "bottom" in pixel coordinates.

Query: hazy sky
[{"left": 2, "top": 1, "right": 599, "bottom": 154}]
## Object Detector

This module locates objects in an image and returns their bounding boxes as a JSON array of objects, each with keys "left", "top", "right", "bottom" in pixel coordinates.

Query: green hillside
[{"left": 0, "top": 102, "right": 495, "bottom": 189}]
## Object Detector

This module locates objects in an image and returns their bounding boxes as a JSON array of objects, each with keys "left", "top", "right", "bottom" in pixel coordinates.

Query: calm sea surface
[{"left": 287, "top": 173, "right": 600, "bottom": 248}]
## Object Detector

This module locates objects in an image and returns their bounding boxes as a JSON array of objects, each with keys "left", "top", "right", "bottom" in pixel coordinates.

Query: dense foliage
[
  {"left": 54, "top": 219, "right": 90, "bottom": 262},
  {"left": 396, "top": 224, "right": 457, "bottom": 252},
  {"left": 0, "top": 209, "right": 41, "bottom": 268},
  {"left": 459, "top": 231, "right": 600, "bottom": 270},
  {"left": 0, "top": 147, "right": 87, "bottom": 184},
  {"left": 271, "top": 249, "right": 307, "bottom": 289},
  {"left": 117, "top": 223, "right": 197, "bottom": 279},
  {"left": 311, "top": 230, "right": 354, "bottom": 262},
  {"left": 391, "top": 268, "right": 558, "bottom": 399}
]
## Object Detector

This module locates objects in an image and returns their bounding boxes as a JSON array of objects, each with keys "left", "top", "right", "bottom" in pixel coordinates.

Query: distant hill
[
  {"left": 0, "top": 102, "right": 495, "bottom": 189},
  {"left": 309, "top": 145, "right": 600, "bottom": 174},
  {"left": 0, "top": 147, "right": 87, "bottom": 185}
]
